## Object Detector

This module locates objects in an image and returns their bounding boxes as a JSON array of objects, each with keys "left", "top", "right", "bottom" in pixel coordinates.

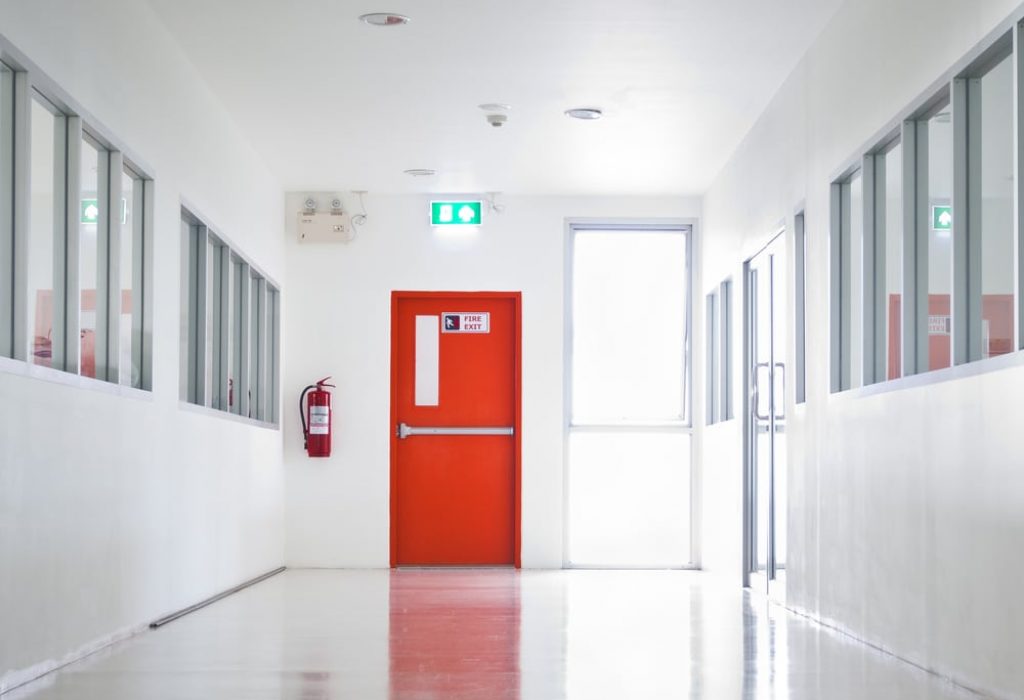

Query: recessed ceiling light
[
  {"left": 359, "top": 12, "right": 410, "bottom": 27},
  {"left": 565, "top": 107, "right": 603, "bottom": 121},
  {"left": 403, "top": 168, "right": 436, "bottom": 177},
  {"left": 478, "top": 103, "right": 512, "bottom": 112}
]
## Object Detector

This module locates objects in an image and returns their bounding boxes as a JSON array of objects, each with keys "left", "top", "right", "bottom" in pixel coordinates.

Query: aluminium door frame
[
  {"left": 742, "top": 231, "right": 785, "bottom": 589},
  {"left": 389, "top": 290, "right": 523, "bottom": 568},
  {"left": 562, "top": 218, "right": 699, "bottom": 569}
]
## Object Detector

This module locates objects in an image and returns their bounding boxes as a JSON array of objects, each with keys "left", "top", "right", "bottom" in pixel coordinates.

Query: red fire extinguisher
[{"left": 300, "top": 376, "right": 335, "bottom": 457}]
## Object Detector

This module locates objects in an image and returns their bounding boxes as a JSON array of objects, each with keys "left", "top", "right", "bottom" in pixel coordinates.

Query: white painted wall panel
[
  {"left": 282, "top": 194, "right": 700, "bottom": 569},
  {"left": 0, "top": 0, "right": 285, "bottom": 688},
  {"left": 700, "top": 0, "right": 1024, "bottom": 696}
]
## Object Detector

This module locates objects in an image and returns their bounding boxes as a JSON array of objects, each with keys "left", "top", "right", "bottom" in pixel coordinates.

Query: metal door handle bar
[
  {"left": 397, "top": 422, "right": 514, "bottom": 439},
  {"left": 752, "top": 362, "right": 771, "bottom": 422}
]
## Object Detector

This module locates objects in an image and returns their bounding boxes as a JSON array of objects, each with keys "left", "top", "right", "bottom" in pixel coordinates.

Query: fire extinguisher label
[{"left": 310, "top": 406, "right": 330, "bottom": 435}]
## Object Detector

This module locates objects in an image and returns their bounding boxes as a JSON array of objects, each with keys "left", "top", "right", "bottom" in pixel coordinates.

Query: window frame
[
  {"left": 794, "top": 211, "right": 807, "bottom": 403},
  {"left": 0, "top": 34, "right": 154, "bottom": 391},
  {"left": 864, "top": 131, "right": 904, "bottom": 385},
  {"left": 562, "top": 218, "right": 698, "bottom": 568},
  {"left": 565, "top": 221, "right": 694, "bottom": 429},
  {"left": 830, "top": 167, "right": 862, "bottom": 393},
  {"left": 829, "top": 20, "right": 1024, "bottom": 395},
  {"left": 952, "top": 35, "right": 1015, "bottom": 365},
  {"left": 180, "top": 203, "right": 281, "bottom": 428}
]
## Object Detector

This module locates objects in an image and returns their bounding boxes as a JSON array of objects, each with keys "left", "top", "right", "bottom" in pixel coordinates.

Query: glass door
[
  {"left": 566, "top": 225, "right": 692, "bottom": 568},
  {"left": 744, "top": 233, "right": 787, "bottom": 599}
]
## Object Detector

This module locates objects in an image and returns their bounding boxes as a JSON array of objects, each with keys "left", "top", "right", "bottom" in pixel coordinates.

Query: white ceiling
[{"left": 146, "top": 0, "right": 841, "bottom": 196}]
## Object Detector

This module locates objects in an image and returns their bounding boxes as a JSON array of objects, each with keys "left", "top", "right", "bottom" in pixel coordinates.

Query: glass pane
[
  {"left": 795, "top": 215, "right": 807, "bottom": 404},
  {"left": 721, "top": 280, "right": 733, "bottom": 420},
  {"left": 79, "top": 139, "right": 100, "bottom": 378},
  {"left": 755, "top": 426, "right": 770, "bottom": 570},
  {"left": 267, "top": 287, "right": 279, "bottom": 423},
  {"left": 884, "top": 144, "right": 903, "bottom": 380},
  {"left": 751, "top": 253, "right": 771, "bottom": 570},
  {"left": 705, "top": 292, "right": 718, "bottom": 426},
  {"left": 210, "top": 243, "right": 227, "bottom": 410},
  {"left": 29, "top": 99, "right": 56, "bottom": 368},
  {"left": 119, "top": 169, "right": 137, "bottom": 387},
  {"left": 179, "top": 218, "right": 191, "bottom": 401},
  {"left": 774, "top": 431, "right": 787, "bottom": 569},
  {"left": 927, "top": 107, "right": 953, "bottom": 371},
  {"left": 770, "top": 247, "right": 787, "bottom": 573},
  {"left": 567, "top": 431, "right": 690, "bottom": 566},
  {"left": 572, "top": 230, "right": 688, "bottom": 423},
  {"left": 230, "top": 259, "right": 244, "bottom": 414},
  {"left": 849, "top": 172, "right": 864, "bottom": 389},
  {"left": 205, "top": 238, "right": 216, "bottom": 401},
  {"left": 249, "top": 273, "right": 262, "bottom": 419},
  {"left": 979, "top": 56, "right": 1015, "bottom": 359},
  {"left": 0, "top": 67, "right": 9, "bottom": 341}
]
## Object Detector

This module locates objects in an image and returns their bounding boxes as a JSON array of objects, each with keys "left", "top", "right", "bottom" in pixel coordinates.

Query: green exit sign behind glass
[
  {"left": 81, "top": 199, "right": 99, "bottom": 224},
  {"left": 932, "top": 205, "right": 952, "bottom": 231},
  {"left": 431, "top": 201, "right": 482, "bottom": 226}
]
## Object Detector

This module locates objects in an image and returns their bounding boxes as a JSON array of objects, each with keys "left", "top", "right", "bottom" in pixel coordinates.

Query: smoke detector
[
  {"left": 359, "top": 12, "right": 410, "bottom": 26},
  {"left": 565, "top": 107, "right": 603, "bottom": 121}
]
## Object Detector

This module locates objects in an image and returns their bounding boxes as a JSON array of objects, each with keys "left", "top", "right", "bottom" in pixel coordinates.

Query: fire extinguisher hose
[{"left": 299, "top": 384, "right": 317, "bottom": 450}]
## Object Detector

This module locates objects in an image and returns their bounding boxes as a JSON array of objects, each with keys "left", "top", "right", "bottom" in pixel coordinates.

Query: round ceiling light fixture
[
  {"left": 403, "top": 168, "right": 436, "bottom": 177},
  {"left": 359, "top": 12, "right": 411, "bottom": 27},
  {"left": 565, "top": 107, "right": 603, "bottom": 121}
]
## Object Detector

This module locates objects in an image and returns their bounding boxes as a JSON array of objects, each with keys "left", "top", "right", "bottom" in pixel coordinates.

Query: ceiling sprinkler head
[{"left": 486, "top": 114, "right": 508, "bottom": 128}]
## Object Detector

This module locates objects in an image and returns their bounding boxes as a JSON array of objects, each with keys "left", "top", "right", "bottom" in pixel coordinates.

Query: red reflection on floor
[{"left": 388, "top": 570, "right": 521, "bottom": 700}]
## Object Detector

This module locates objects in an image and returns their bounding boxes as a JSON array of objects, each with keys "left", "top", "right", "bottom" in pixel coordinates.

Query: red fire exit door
[{"left": 390, "top": 292, "right": 522, "bottom": 567}]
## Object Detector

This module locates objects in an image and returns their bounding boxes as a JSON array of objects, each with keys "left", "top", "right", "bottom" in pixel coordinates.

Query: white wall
[
  {"left": 283, "top": 193, "right": 700, "bottom": 569},
  {"left": 700, "top": 0, "right": 1024, "bottom": 696},
  {"left": 0, "top": 0, "right": 286, "bottom": 690}
]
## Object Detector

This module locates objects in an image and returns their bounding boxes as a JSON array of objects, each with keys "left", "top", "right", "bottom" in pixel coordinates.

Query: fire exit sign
[
  {"left": 431, "top": 201, "right": 482, "bottom": 226},
  {"left": 932, "top": 205, "right": 952, "bottom": 231},
  {"left": 81, "top": 199, "right": 99, "bottom": 224}
]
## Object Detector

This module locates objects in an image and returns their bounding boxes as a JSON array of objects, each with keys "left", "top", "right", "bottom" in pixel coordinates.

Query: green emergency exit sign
[
  {"left": 79, "top": 198, "right": 130, "bottom": 225},
  {"left": 932, "top": 205, "right": 952, "bottom": 231},
  {"left": 81, "top": 199, "right": 99, "bottom": 224},
  {"left": 431, "top": 201, "right": 482, "bottom": 226}
]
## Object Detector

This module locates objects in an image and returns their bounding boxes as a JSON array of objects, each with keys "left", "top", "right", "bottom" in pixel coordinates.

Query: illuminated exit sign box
[{"left": 431, "top": 201, "right": 482, "bottom": 226}]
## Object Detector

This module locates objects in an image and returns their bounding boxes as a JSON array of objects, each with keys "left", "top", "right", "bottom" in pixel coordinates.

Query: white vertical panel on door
[{"left": 415, "top": 315, "right": 439, "bottom": 407}]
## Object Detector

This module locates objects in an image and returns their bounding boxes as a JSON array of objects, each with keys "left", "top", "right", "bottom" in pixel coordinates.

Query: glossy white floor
[{"left": 9, "top": 569, "right": 975, "bottom": 700}]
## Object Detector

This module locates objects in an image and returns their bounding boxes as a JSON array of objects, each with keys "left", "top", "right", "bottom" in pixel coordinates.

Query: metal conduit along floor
[{"left": 8, "top": 569, "right": 976, "bottom": 699}]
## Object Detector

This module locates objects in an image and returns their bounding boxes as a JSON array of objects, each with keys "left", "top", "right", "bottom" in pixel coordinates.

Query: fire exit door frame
[{"left": 389, "top": 291, "right": 523, "bottom": 568}]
